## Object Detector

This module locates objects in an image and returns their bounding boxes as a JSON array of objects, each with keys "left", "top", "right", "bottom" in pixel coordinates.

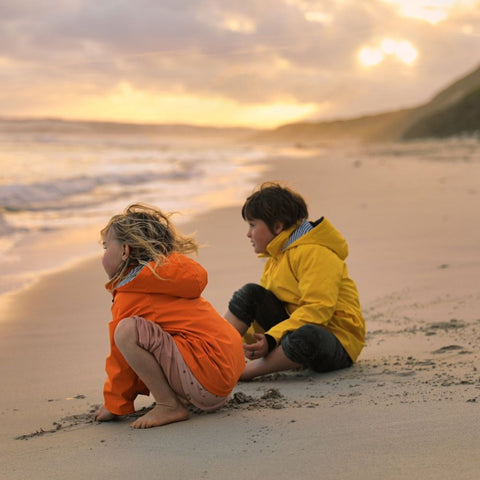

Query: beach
[{"left": 1, "top": 141, "right": 480, "bottom": 479}]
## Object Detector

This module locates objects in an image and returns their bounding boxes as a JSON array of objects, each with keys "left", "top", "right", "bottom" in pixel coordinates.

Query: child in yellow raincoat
[{"left": 225, "top": 182, "right": 365, "bottom": 381}]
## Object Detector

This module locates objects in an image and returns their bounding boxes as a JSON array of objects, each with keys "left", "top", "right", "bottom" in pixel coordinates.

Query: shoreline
[
  {"left": 0, "top": 137, "right": 272, "bottom": 299},
  {"left": 2, "top": 149, "right": 480, "bottom": 479}
]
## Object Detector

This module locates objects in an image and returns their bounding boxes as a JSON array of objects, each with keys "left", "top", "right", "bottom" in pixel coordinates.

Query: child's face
[
  {"left": 102, "top": 228, "right": 128, "bottom": 278},
  {"left": 246, "top": 218, "right": 280, "bottom": 254}
]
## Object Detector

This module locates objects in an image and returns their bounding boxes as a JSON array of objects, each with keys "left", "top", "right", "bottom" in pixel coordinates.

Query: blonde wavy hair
[{"left": 101, "top": 203, "right": 198, "bottom": 286}]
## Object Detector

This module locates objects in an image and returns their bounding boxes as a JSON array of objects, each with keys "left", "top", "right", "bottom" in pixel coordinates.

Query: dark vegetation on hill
[
  {"left": 402, "top": 87, "right": 480, "bottom": 139},
  {"left": 252, "top": 63, "right": 480, "bottom": 144}
]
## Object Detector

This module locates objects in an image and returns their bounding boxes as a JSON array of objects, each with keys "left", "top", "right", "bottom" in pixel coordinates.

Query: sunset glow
[
  {"left": 381, "top": 39, "right": 418, "bottom": 64},
  {"left": 380, "top": 0, "right": 479, "bottom": 24},
  {"left": 50, "top": 82, "right": 319, "bottom": 129},
  {"left": 358, "top": 47, "right": 385, "bottom": 67},
  {"left": 358, "top": 39, "right": 418, "bottom": 67},
  {"left": 221, "top": 15, "right": 256, "bottom": 33},
  {"left": 0, "top": 0, "right": 478, "bottom": 126}
]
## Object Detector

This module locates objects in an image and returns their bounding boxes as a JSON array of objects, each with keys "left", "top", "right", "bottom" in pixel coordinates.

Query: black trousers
[{"left": 228, "top": 283, "right": 353, "bottom": 373}]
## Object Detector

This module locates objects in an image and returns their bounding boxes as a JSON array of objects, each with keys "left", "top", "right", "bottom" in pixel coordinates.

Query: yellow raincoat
[{"left": 249, "top": 218, "right": 365, "bottom": 362}]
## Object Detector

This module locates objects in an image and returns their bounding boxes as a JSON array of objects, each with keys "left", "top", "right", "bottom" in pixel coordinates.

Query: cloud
[{"left": 0, "top": 0, "right": 479, "bottom": 126}]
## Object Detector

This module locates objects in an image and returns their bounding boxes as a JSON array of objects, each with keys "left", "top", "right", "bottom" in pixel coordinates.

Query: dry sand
[{"left": 1, "top": 145, "right": 479, "bottom": 479}]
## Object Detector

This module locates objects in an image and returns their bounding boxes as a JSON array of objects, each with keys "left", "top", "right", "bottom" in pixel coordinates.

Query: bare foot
[
  {"left": 130, "top": 403, "right": 189, "bottom": 429},
  {"left": 95, "top": 404, "right": 119, "bottom": 422}
]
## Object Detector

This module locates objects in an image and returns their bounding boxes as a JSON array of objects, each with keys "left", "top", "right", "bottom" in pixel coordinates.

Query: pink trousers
[{"left": 134, "top": 316, "right": 229, "bottom": 412}]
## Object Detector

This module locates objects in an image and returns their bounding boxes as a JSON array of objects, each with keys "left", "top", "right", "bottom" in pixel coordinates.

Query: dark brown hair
[{"left": 241, "top": 182, "right": 308, "bottom": 233}]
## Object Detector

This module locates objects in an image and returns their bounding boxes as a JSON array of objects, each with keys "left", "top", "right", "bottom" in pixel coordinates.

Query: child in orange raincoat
[{"left": 95, "top": 203, "right": 244, "bottom": 429}]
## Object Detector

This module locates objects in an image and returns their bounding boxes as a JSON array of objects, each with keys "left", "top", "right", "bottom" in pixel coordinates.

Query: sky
[{"left": 1, "top": 0, "right": 479, "bottom": 128}]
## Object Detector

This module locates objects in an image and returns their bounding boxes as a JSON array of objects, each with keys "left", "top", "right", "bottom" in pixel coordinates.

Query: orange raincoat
[{"left": 102, "top": 253, "right": 244, "bottom": 415}]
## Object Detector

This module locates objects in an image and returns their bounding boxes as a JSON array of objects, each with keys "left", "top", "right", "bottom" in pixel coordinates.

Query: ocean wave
[{"left": 0, "top": 167, "right": 198, "bottom": 212}]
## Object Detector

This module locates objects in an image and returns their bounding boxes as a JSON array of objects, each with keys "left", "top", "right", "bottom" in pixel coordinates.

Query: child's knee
[
  {"left": 282, "top": 325, "right": 352, "bottom": 372},
  {"left": 228, "top": 283, "right": 267, "bottom": 324},
  {"left": 114, "top": 317, "right": 137, "bottom": 348}
]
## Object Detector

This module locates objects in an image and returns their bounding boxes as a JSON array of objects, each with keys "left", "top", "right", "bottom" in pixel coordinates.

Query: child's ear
[
  {"left": 121, "top": 244, "right": 131, "bottom": 260},
  {"left": 273, "top": 222, "right": 284, "bottom": 235}
]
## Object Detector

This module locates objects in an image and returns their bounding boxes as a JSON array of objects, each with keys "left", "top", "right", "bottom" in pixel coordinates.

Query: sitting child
[{"left": 224, "top": 182, "right": 365, "bottom": 381}]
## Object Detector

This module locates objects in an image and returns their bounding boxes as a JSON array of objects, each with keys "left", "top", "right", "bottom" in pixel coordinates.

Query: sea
[
  {"left": 1, "top": 118, "right": 479, "bottom": 297},
  {"left": 0, "top": 119, "right": 275, "bottom": 296}
]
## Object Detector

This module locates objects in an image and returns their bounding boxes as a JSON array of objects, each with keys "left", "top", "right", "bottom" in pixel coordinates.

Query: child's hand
[
  {"left": 95, "top": 404, "right": 118, "bottom": 422},
  {"left": 244, "top": 333, "right": 268, "bottom": 360}
]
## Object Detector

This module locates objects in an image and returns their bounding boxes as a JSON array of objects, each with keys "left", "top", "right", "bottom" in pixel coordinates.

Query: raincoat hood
[
  {"left": 265, "top": 217, "right": 349, "bottom": 260},
  {"left": 108, "top": 252, "right": 207, "bottom": 299}
]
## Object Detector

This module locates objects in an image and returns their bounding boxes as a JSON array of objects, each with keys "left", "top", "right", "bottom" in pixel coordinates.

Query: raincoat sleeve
[
  {"left": 265, "top": 245, "right": 344, "bottom": 344},
  {"left": 103, "top": 317, "right": 149, "bottom": 415}
]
